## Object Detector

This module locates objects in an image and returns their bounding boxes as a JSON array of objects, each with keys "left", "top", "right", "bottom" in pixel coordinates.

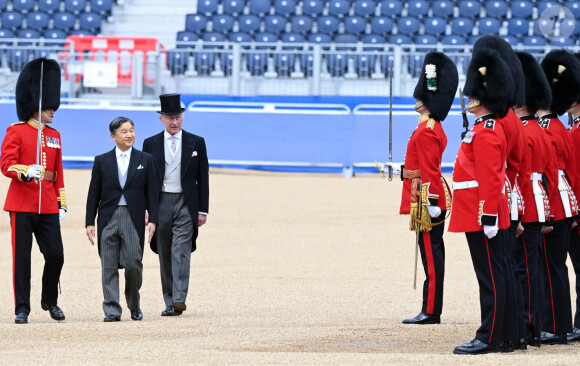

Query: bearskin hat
[
  {"left": 472, "top": 35, "right": 525, "bottom": 108},
  {"left": 412, "top": 51, "right": 459, "bottom": 121},
  {"left": 463, "top": 47, "right": 515, "bottom": 118},
  {"left": 541, "top": 49, "right": 580, "bottom": 115},
  {"left": 15, "top": 58, "right": 61, "bottom": 122},
  {"left": 515, "top": 51, "right": 552, "bottom": 114}
]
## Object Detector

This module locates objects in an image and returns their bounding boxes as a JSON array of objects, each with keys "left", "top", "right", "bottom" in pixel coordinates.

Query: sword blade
[
  {"left": 37, "top": 62, "right": 44, "bottom": 213},
  {"left": 388, "top": 59, "right": 393, "bottom": 181}
]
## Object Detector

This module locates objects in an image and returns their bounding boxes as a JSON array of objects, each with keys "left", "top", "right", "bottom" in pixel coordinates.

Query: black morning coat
[{"left": 142, "top": 129, "right": 209, "bottom": 253}]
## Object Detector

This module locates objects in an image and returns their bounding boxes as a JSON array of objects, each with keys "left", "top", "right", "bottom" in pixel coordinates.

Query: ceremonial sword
[
  {"left": 36, "top": 62, "right": 44, "bottom": 214},
  {"left": 388, "top": 59, "right": 393, "bottom": 181},
  {"left": 459, "top": 87, "right": 469, "bottom": 140}
]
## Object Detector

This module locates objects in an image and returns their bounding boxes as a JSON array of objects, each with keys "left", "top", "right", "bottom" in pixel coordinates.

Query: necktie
[
  {"left": 170, "top": 136, "right": 176, "bottom": 153},
  {"left": 119, "top": 153, "right": 127, "bottom": 176}
]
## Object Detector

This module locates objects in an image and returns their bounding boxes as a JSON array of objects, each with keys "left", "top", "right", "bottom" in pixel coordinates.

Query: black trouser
[
  {"left": 504, "top": 221, "right": 523, "bottom": 341},
  {"left": 569, "top": 225, "right": 580, "bottom": 329},
  {"left": 418, "top": 210, "right": 446, "bottom": 316},
  {"left": 10, "top": 212, "right": 64, "bottom": 315},
  {"left": 541, "top": 218, "right": 573, "bottom": 334},
  {"left": 516, "top": 222, "right": 544, "bottom": 337},
  {"left": 466, "top": 230, "right": 507, "bottom": 346}
]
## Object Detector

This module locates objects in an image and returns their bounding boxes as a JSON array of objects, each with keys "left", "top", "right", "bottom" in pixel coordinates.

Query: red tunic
[
  {"left": 520, "top": 116, "right": 552, "bottom": 223},
  {"left": 569, "top": 117, "right": 580, "bottom": 220},
  {"left": 498, "top": 108, "right": 525, "bottom": 188},
  {"left": 539, "top": 114, "right": 577, "bottom": 220},
  {"left": 399, "top": 115, "right": 449, "bottom": 215},
  {"left": 448, "top": 114, "right": 510, "bottom": 233},
  {"left": 1, "top": 120, "right": 66, "bottom": 214}
]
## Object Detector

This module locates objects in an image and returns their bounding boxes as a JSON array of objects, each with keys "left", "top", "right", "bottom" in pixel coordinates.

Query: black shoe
[
  {"left": 173, "top": 301, "right": 186, "bottom": 315},
  {"left": 161, "top": 305, "right": 175, "bottom": 316},
  {"left": 567, "top": 331, "right": 580, "bottom": 342},
  {"left": 514, "top": 338, "right": 527, "bottom": 351},
  {"left": 402, "top": 312, "right": 440, "bottom": 324},
  {"left": 527, "top": 335, "right": 541, "bottom": 347},
  {"left": 540, "top": 331, "right": 568, "bottom": 345},
  {"left": 41, "top": 302, "right": 65, "bottom": 321},
  {"left": 14, "top": 313, "right": 28, "bottom": 324},
  {"left": 103, "top": 314, "right": 121, "bottom": 322},
  {"left": 130, "top": 310, "right": 143, "bottom": 321},
  {"left": 453, "top": 339, "right": 499, "bottom": 355},
  {"left": 499, "top": 340, "right": 515, "bottom": 353}
]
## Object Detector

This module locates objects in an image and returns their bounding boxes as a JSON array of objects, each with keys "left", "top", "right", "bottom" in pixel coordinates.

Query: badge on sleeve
[
  {"left": 462, "top": 131, "right": 476, "bottom": 144},
  {"left": 484, "top": 120, "right": 495, "bottom": 129}
]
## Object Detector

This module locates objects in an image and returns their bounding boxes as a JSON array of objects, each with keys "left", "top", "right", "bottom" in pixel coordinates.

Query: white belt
[
  {"left": 453, "top": 180, "right": 479, "bottom": 190},
  {"left": 531, "top": 172, "right": 543, "bottom": 181}
]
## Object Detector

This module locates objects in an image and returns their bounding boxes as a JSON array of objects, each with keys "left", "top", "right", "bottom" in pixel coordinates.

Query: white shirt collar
[
  {"left": 115, "top": 146, "right": 132, "bottom": 159},
  {"left": 164, "top": 129, "right": 182, "bottom": 140}
]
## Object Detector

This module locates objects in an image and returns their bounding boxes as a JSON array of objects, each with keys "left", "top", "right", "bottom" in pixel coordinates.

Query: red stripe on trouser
[
  {"left": 484, "top": 235, "right": 497, "bottom": 344},
  {"left": 542, "top": 233, "right": 556, "bottom": 333},
  {"left": 423, "top": 231, "right": 436, "bottom": 314},
  {"left": 522, "top": 234, "right": 532, "bottom": 325},
  {"left": 10, "top": 212, "right": 16, "bottom": 309}
]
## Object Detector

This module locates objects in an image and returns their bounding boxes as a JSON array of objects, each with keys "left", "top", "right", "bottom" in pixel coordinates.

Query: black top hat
[
  {"left": 541, "top": 49, "right": 580, "bottom": 115},
  {"left": 158, "top": 93, "right": 186, "bottom": 114},
  {"left": 412, "top": 51, "right": 459, "bottom": 121},
  {"left": 16, "top": 57, "right": 61, "bottom": 122},
  {"left": 515, "top": 51, "right": 552, "bottom": 114}
]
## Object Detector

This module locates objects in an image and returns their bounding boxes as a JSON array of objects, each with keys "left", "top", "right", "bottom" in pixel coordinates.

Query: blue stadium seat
[
  {"left": 317, "top": 16, "right": 340, "bottom": 34},
  {"left": 212, "top": 15, "right": 235, "bottom": 33},
  {"left": 13, "top": 0, "right": 35, "bottom": 12},
  {"left": 167, "top": 50, "right": 188, "bottom": 75},
  {"left": 356, "top": 53, "right": 375, "bottom": 78},
  {"left": 537, "top": 1, "right": 558, "bottom": 16},
  {"left": 281, "top": 32, "right": 305, "bottom": 49},
  {"left": 408, "top": 54, "right": 424, "bottom": 77},
  {"left": 194, "top": 51, "right": 216, "bottom": 75},
  {"left": 65, "top": 0, "right": 87, "bottom": 13},
  {"left": 510, "top": 1, "right": 533, "bottom": 19},
  {"left": 274, "top": 0, "right": 296, "bottom": 15},
  {"left": 291, "top": 16, "right": 313, "bottom": 33},
  {"left": 38, "top": 0, "right": 60, "bottom": 13},
  {"left": 415, "top": 34, "right": 438, "bottom": 51},
  {"left": 458, "top": 0, "right": 480, "bottom": 18},
  {"left": 334, "top": 33, "right": 358, "bottom": 50},
  {"left": 223, "top": 0, "right": 245, "bottom": 15},
  {"left": 424, "top": 17, "right": 446, "bottom": 36},
  {"left": 307, "top": 32, "right": 331, "bottom": 45},
  {"left": 484, "top": 1, "right": 508, "bottom": 18},
  {"left": 1, "top": 12, "right": 24, "bottom": 30},
  {"left": 274, "top": 53, "right": 295, "bottom": 77},
  {"left": 441, "top": 34, "right": 465, "bottom": 52},
  {"left": 396, "top": 17, "right": 420, "bottom": 35},
  {"left": 249, "top": 0, "right": 272, "bottom": 15},
  {"left": 228, "top": 32, "right": 252, "bottom": 44},
  {"left": 354, "top": 0, "right": 376, "bottom": 17},
  {"left": 551, "top": 37, "right": 575, "bottom": 47},
  {"left": 69, "top": 29, "right": 94, "bottom": 35},
  {"left": 264, "top": 15, "right": 288, "bottom": 33},
  {"left": 255, "top": 32, "right": 278, "bottom": 49},
  {"left": 44, "top": 29, "right": 68, "bottom": 46},
  {"left": 79, "top": 12, "right": 103, "bottom": 32},
  {"left": 560, "top": 17, "right": 579, "bottom": 37},
  {"left": 507, "top": 18, "right": 529, "bottom": 36},
  {"left": 522, "top": 35, "right": 547, "bottom": 48},
  {"left": 380, "top": 53, "right": 394, "bottom": 76},
  {"left": 185, "top": 14, "right": 208, "bottom": 33},
  {"left": 328, "top": 0, "right": 351, "bottom": 17},
  {"left": 344, "top": 16, "right": 367, "bottom": 34},
  {"left": 388, "top": 34, "right": 412, "bottom": 49},
  {"left": 91, "top": 0, "right": 114, "bottom": 15},
  {"left": 451, "top": 17, "right": 474, "bottom": 36},
  {"left": 407, "top": 0, "right": 429, "bottom": 18},
  {"left": 432, "top": 1, "right": 454, "bottom": 18},
  {"left": 532, "top": 18, "right": 550, "bottom": 36},
  {"left": 17, "top": 29, "right": 41, "bottom": 45},
  {"left": 247, "top": 52, "right": 268, "bottom": 76},
  {"left": 202, "top": 32, "right": 226, "bottom": 48},
  {"left": 238, "top": 15, "right": 261, "bottom": 33},
  {"left": 362, "top": 33, "right": 385, "bottom": 50},
  {"left": 176, "top": 31, "right": 199, "bottom": 47},
  {"left": 53, "top": 12, "right": 76, "bottom": 31},
  {"left": 33, "top": 48, "right": 57, "bottom": 59},
  {"left": 0, "top": 29, "right": 15, "bottom": 45},
  {"left": 569, "top": 2, "right": 580, "bottom": 19},
  {"left": 478, "top": 18, "right": 500, "bottom": 35},
  {"left": 0, "top": 0, "right": 6, "bottom": 11},
  {"left": 501, "top": 35, "right": 519, "bottom": 46},
  {"left": 8, "top": 49, "right": 31, "bottom": 72},
  {"left": 327, "top": 53, "right": 347, "bottom": 77},
  {"left": 302, "top": 0, "right": 324, "bottom": 16},
  {"left": 380, "top": 0, "right": 403, "bottom": 17},
  {"left": 27, "top": 12, "right": 50, "bottom": 31},
  {"left": 370, "top": 16, "right": 393, "bottom": 34},
  {"left": 197, "top": 0, "right": 219, "bottom": 15}
]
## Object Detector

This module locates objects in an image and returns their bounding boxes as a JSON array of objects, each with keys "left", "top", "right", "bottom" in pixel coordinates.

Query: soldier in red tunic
[
  {"left": 537, "top": 49, "right": 580, "bottom": 344},
  {"left": 513, "top": 51, "right": 555, "bottom": 347},
  {"left": 449, "top": 48, "right": 512, "bottom": 355},
  {"left": 385, "top": 52, "right": 457, "bottom": 325},
  {"left": 0, "top": 58, "right": 67, "bottom": 324}
]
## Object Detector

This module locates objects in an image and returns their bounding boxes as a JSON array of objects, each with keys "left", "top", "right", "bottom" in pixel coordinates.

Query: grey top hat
[{"left": 158, "top": 93, "right": 186, "bottom": 114}]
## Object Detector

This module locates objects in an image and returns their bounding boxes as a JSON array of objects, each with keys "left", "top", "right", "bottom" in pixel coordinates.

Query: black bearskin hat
[
  {"left": 463, "top": 47, "right": 515, "bottom": 118},
  {"left": 541, "top": 49, "right": 580, "bottom": 115},
  {"left": 472, "top": 35, "right": 525, "bottom": 108},
  {"left": 515, "top": 51, "right": 552, "bottom": 114},
  {"left": 412, "top": 51, "right": 459, "bottom": 121},
  {"left": 15, "top": 58, "right": 61, "bottom": 122}
]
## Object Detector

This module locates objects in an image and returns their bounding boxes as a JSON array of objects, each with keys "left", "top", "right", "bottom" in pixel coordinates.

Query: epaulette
[
  {"left": 426, "top": 119, "right": 435, "bottom": 130},
  {"left": 484, "top": 119, "right": 495, "bottom": 130},
  {"left": 539, "top": 118, "right": 550, "bottom": 129},
  {"left": 44, "top": 124, "right": 56, "bottom": 131},
  {"left": 10, "top": 121, "right": 26, "bottom": 126}
]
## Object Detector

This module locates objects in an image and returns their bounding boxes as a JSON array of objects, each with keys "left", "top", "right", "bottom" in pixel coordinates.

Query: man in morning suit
[
  {"left": 1, "top": 58, "right": 67, "bottom": 324},
  {"left": 385, "top": 52, "right": 458, "bottom": 325},
  {"left": 86, "top": 117, "right": 158, "bottom": 322},
  {"left": 143, "top": 94, "right": 209, "bottom": 317}
]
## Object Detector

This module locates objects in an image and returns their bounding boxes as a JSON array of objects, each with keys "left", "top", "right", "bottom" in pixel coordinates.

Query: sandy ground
[{"left": 0, "top": 168, "right": 579, "bottom": 365}]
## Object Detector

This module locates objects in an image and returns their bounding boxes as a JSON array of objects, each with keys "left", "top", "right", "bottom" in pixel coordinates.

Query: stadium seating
[
  {"left": 458, "top": 0, "right": 481, "bottom": 18},
  {"left": 328, "top": 0, "right": 351, "bottom": 17},
  {"left": 510, "top": 1, "right": 534, "bottom": 19},
  {"left": 0, "top": 0, "right": 6, "bottom": 11},
  {"left": 1, "top": 12, "right": 24, "bottom": 30},
  {"left": 370, "top": 17, "right": 394, "bottom": 35},
  {"left": 380, "top": 0, "right": 403, "bottom": 17},
  {"left": 264, "top": 15, "right": 288, "bottom": 34},
  {"left": 176, "top": 31, "right": 199, "bottom": 47},
  {"left": 354, "top": 0, "right": 376, "bottom": 17},
  {"left": 13, "top": 0, "right": 35, "bottom": 12},
  {"left": 224, "top": 0, "right": 246, "bottom": 15},
  {"left": 407, "top": 0, "right": 429, "bottom": 18},
  {"left": 478, "top": 17, "right": 501, "bottom": 35},
  {"left": 197, "top": 0, "right": 219, "bottom": 15},
  {"left": 397, "top": 17, "right": 421, "bottom": 35},
  {"left": 274, "top": 0, "right": 296, "bottom": 16},
  {"left": 0, "top": 29, "right": 15, "bottom": 45},
  {"left": 38, "top": 0, "right": 61, "bottom": 13},
  {"left": 212, "top": 15, "right": 235, "bottom": 33},
  {"left": 65, "top": 0, "right": 88, "bottom": 14},
  {"left": 238, "top": 15, "right": 261, "bottom": 33},
  {"left": 424, "top": 17, "right": 446, "bottom": 36},
  {"left": 302, "top": 0, "right": 324, "bottom": 17},
  {"left": 484, "top": 1, "right": 508, "bottom": 18},
  {"left": 291, "top": 16, "right": 313, "bottom": 34},
  {"left": 344, "top": 16, "right": 367, "bottom": 35},
  {"left": 91, "top": 0, "right": 114, "bottom": 16},
  {"left": 80, "top": 13, "right": 104, "bottom": 32},
  {"left": 317, "top": 16, "right": 340, "bottom": 35},
  {"left": 432, "top": 1, "right": 454, "bottom": 18},
  {"left": 185, "top": 14, "right": 208, "bottom": 33},
  {"left": 249, "top": 0, "right": 271, "bottom": 15},
  {"left": 507, "top": 18, "right": 529, "bottom": 36},
  {"left": 26, "top": 12, "right": 51, "bottom": 31}
]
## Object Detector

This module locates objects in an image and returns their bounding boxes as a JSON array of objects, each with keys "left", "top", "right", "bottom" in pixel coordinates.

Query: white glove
[
  {"left": 59, "top": 208, "right": 66, "bottom": 221},
  {"left": 383, "top": 162, "right": 402, "bottom": 175},
  {"left": 426, "top": 205, "right": 441, "bottom": 218},
  {"left": 26, "top": 164, "right": 42, "bottom": 179},
  {"left": 483, "top": 224, "right": 499, "bottom": 239}
]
